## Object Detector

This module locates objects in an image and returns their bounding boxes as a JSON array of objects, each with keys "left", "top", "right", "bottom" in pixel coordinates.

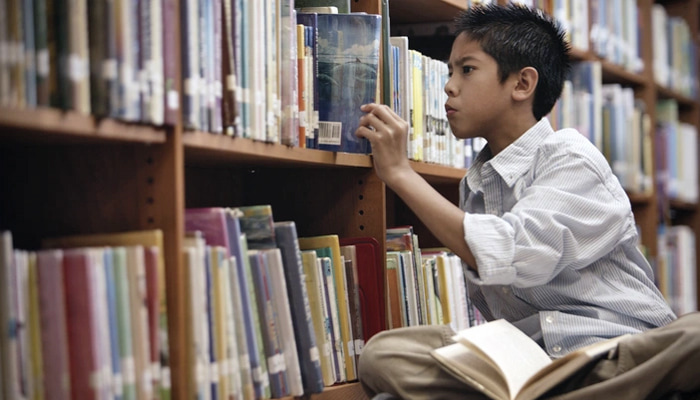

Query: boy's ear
[{"left": 512, "top": 66, "right": 538, "bottom": 102}]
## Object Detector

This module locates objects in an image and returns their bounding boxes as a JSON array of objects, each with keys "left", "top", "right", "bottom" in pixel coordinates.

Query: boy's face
[{"left": 445, "top": 33, "right": 513, "bottom": 142}]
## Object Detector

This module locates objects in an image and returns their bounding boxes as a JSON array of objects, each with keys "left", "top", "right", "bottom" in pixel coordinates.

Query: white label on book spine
[
  {"left": 210, "top": 362, "right": 219, "bottom": 383},
  {"left": 143, "top": 368, "right": 153, "bottom": 395},
  {"left": 346, "top": 341, "right": 355, "bottom": 357},
  {"left": 309, "top": 346, "right": 320, "bottom": 362},
  {"left": 196, "top": 363, "right": 205, "bottom": 384},
  {"left": 167, "top": 90, "right": 180, "bottom": 110},
  {"left": 252, "top": 366, "right": 263, "bottom": 383},
  {"left": 220, "top": 359, "right": 230, "bottom": 377},
  {"left": 37, "top": 49, "right": 49, "bottom": 77},
  {"left": 103, "top": 59, "right": 118, "bottom": 80},
  {"left": 355, "top": 339, "right": 365, "bottom": 355},
  {"left": 69, "top": 54, "right": 87, "bottom": 82},
  {"left": 151, "top": 362, "right": 161, "bottom": 380},
  {"left": 161, "top": 367, "right": 172, "bottom": 389},
  {"left": 318, "top": 121, "right": 342, "bottom": 145},
  {"left": 226, "top": 74, "right": 236, "bottom": 90},
  {"left": 89, "top": 371, "right": 101, "bottom": 389},
  {"left": 230, "top": 358, "right": 240, "bottom": 376},
  {"left": 239, "top": 353, "right": 250, "bottom": 370},
  {"left": 267, "top": 354, "right": 286, "bottom": 374},
  {"left": 113, "top": 373, "right": 124, "bottom": 396},
  {"left": 122, "top": 357, "right": 136, "bottom": 384}
]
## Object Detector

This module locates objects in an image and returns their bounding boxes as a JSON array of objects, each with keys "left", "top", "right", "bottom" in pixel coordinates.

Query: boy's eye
[{"left": 462, "top": 66, "right": 474, "bottom": 74}]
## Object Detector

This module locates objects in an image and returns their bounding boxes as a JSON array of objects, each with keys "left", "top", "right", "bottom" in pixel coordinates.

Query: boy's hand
[{"left": 355, "top": 103, "right": 412, "bottom": 185}]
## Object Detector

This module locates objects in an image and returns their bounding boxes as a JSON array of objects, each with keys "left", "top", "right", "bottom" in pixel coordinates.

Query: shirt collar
[{"left": 467, "top": 118, "right": 555, "bottom": 189}]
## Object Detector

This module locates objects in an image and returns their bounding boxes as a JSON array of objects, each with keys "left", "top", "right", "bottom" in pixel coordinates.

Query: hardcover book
[
  {"left": 430, "top": 319, "right": 628, "bottom": 400},
  {"left": 298, "top": 235, "right": 356, "bottom": 381},
  {"left": 338, "top": 237, "right": 385, "bottom": 340},
  {"left": 36, "top": 249, "right": 71, "bottom": 400},
  {"left": 300, "top": 250, "right": 335, "bottom": 386},
  {"left": 314, "top": 12, "right": 381, "bottom": 154},
  {"left": 295, "top": 0, "right": 350, "bottom": 13},
  {"left": 274, "top": 222, "right": 324, "bottom": 394}
]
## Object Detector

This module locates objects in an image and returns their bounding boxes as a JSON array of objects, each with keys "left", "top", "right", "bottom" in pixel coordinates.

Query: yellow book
[
  {"left": 301, "top": 250, "right": 335, "bottom": 387},
  {"left": 27, "top": 253, "right": 45, "bottom": 400},
  {"left": 298, "top": 235, "right": 356, "bottom": 382},
  {"left": 411, "top": 49, "right": 424, "bottom": 161},
  {"left": 210, "top": 246, "right": 229, "bottom": 400}
]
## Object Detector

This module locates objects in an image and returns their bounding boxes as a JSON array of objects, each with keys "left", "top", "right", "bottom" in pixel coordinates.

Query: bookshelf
[{"left": 0, "top": 1, "right": 697, "bottom": 400}]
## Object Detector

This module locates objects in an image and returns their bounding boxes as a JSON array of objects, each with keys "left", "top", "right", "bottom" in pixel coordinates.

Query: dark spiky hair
[{"left": 454, "top": 3, "right": 571, "bottom": 120}]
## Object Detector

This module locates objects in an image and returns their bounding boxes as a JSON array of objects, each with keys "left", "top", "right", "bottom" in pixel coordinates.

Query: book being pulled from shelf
[{"left": 314, "top": 12, "right": 382, "bottom": 154}]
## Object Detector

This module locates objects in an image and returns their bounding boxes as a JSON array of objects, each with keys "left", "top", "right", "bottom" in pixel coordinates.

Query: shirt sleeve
[{"left": 464, "top": 151, "right": 636, "bottom": 288}]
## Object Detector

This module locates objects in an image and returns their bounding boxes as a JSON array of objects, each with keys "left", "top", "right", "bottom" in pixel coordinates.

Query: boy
[{"left": 355, "top": 4, "right": 681, "bottom": 399}]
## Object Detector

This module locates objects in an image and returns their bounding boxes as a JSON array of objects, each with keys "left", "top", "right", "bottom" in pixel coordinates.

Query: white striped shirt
[{"left": 460, "top": 118, "right": 676, "bottom": 358}]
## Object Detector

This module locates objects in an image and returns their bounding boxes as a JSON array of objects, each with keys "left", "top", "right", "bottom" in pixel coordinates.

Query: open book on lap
[{"left": 430, "top": 319, "right": 629, "bottom": 400}]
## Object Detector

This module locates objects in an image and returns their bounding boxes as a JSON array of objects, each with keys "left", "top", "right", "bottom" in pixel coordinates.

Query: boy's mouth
[{"left": 445, "top": 104, "right": 457, "bottom": 116}]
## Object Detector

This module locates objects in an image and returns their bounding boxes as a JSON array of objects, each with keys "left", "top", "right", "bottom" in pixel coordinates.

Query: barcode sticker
[
  {"left": 309, "top": 346, "right": 320, "bottom": 362},
  {"left": 318, "top": 121, "right": 342, "bottom": 146}
]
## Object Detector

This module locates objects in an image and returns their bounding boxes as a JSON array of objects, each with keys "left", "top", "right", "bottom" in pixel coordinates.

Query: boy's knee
[{"left": 359, "top": 329, "right": 396, "bottom": 377}]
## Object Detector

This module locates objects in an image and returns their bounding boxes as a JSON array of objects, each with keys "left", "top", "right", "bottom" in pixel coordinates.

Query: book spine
[{"left": 274, "top": 222, "right": 324, "bottom": 394}]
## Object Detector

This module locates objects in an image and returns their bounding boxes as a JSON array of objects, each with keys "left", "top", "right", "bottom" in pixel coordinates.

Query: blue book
[
  {"left": 102, "top": 248, "right": 123, "bottom": 400},
  {"left": 224, "top": 209, "right": 271, "bottom": 399},
  {"left": 249, "top": 250, "right": 289, "bottom": 398},
  {"left": 314, "top": 13, "right": 382, "bottom": 154},
  {"left": 274, "top": 222, "right": 324, "bottom": 394},
  {"left": 296, "top": 12, "right": 320, "bottom": 149}
]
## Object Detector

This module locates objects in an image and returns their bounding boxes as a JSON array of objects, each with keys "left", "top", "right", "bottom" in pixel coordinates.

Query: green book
[{"left": 295, "top": 0, "right": 350, "bottom": 13}]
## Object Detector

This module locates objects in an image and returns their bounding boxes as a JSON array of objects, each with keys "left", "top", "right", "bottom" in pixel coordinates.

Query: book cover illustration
[{"left": 315, "top": 13, "right": 381, "bottom": 154}]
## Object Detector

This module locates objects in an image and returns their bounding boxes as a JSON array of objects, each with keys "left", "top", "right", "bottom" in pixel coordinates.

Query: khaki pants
[{"left": 358, "top": 312, "right": 700, "bottom": 400}]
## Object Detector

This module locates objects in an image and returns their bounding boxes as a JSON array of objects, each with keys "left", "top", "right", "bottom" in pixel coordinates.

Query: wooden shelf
[
  {"left": 655, "top": 84, "right": 699, "bottom": 108},
  {"left": 599, "top": 59, "right": 647, "bottom": 87},
  {"left": 183, "top": 132, "right": 467, "bottom": 185},
  {"left": 183, "top": 131, "right": 373, "bottom": 168},
  {"left": 0, "top": 107, "right": 167, "bottom": 144},
  {"left": 670, "top": 199, "right": 698, "bottom": 211},
  {"left": 389, "top": 0, "right": 466, "bottom": 23},
  {"left": 410, "top": 161, "right": 466, "bottom": 184},
  {"left": 280, "top": 382, "right": 368, "bottom": 400}
]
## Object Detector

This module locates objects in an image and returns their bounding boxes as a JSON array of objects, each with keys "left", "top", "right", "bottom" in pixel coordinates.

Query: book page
[
  {"left": 431, "top": 343, "right": 510, "bottom": 400},
  {"left": 454, "top": 319, "right": 552, "bottom": 399}
]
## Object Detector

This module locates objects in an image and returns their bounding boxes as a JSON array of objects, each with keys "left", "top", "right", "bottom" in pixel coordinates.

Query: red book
[
  {"left": 339, "top": 237, "right": 386, "bottom": 340},
  {"left": 62, "top": 249, "right": 100, "bottom": 400}
]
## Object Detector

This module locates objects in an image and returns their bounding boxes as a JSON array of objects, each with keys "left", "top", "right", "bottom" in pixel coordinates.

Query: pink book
[
  {"left": 36, "top": 249, "right": 72, "bottom": 400},
  {"left": 185, "top": 208, "right": 231, "bottom": 255}
]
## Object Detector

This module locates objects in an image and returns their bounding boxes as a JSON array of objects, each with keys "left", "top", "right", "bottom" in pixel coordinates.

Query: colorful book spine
[{"left": 274, "top": 222, "right": 324, "bottom": 394}]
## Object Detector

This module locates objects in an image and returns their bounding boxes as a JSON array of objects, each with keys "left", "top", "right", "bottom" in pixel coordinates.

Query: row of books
[
  {"left": 183, "top": 206, "right": 387, "bottom": 398},
  {"left": 0, "top": 0, "right": 178, "bottom": 124},
  {"left": 0, "top": 230, "right": 171, "bottom": 400},
  {"left": 655, "top": 99, "right": 699, "bottom": 205},
  {"left": 181, "top": 205, "right": 494, "bottom": 399},
  {"left": 383, "top": 226, "right": 485, "bottom": 332},
  {"left": 511, "top": 0, "right": 591, "bottom": 55},
  {"left": 652, "top": 4, "right": 699, "bottom": 99},
  {"left": 656, "top": 225, "right": 697, "bottom": 316},
  {"left": 550, "top": 60, "right": 655, "bottom": 196},
  {"left": 388, "top": 36, "right": 468, "bottom": 167}
]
